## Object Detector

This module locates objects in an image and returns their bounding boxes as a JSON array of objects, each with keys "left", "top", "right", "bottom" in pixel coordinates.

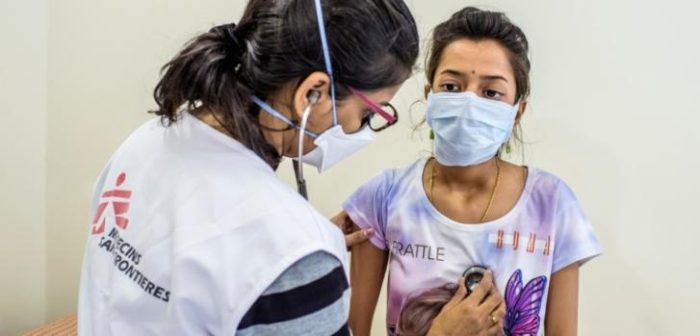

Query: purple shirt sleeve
[
  {"left": 552, "top": 181, "right": 603, "bottom": 273},
  {"left": 342, "top": 170, "right": 395, "bottom": 250}
]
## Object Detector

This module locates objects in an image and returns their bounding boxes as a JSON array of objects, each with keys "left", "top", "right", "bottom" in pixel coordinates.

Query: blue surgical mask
[{"left": 426, "top": 91, "right": 518, "bottom": 167}]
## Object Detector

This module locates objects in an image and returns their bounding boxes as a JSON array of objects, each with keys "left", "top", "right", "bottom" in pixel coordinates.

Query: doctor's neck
[
  {"left": 258, "top": 107, "right": 297, "bottom": 159},
  {"left": 196, "top": 106, "right": 295, "bottom": 161}
]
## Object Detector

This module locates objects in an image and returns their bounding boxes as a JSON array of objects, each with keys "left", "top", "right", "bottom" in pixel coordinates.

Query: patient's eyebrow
[
  {"left": 481, "top": 74, "right": 509, "bottom": 83},
  {"left": 439, "top": 69, "right": 509, "bottom": 83}
]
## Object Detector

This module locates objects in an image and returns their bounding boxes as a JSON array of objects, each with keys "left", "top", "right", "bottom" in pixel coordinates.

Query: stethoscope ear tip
[{"left": 307, "top": 90, "right": 320, "bottom": 104}]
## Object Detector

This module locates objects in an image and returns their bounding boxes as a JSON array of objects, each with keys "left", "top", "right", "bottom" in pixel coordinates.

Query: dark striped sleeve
[{"left": 237, "top": 252, "right": 350, "bottom": 336}]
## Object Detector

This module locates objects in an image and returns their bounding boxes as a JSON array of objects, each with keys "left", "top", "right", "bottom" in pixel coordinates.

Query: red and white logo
[{"left": 91, "top": 172, "right": 132, "bottom": 235}]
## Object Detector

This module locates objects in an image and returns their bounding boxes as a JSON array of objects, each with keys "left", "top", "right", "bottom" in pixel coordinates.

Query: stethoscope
[
  {"left": 292, "top": 0, "right": 334, "bottom": 200},
  {"left": 463, "top": 265, "right": 489, "bottom": 294},
  {"left": 292, "top": 90, "right": 320, "bottom": 200}
]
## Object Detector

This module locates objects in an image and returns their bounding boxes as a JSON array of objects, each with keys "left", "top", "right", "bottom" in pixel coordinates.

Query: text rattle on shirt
[{"left": 462, "top": 265, "right": 489, "bottom": 295}]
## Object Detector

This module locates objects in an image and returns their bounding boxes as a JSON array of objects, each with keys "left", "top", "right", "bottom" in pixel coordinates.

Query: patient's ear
[{"left": 515, "top": 100, "right": 528, "bottom": 123}]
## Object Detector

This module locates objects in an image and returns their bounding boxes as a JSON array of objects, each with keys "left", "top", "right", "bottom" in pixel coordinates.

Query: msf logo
[{"left": 91, "top": 172, "right": 132, "bottom": 235}]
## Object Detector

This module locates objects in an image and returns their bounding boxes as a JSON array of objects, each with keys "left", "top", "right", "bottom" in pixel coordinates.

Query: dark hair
[
  {"left": 426, "top": 7, "right": 530, "bottom": 103},
  {"left": 151, "top": 0, "right": 419, "bottom": 168},
  {"left": 397, "top": 283, "right": 458, "bottom": 336}
]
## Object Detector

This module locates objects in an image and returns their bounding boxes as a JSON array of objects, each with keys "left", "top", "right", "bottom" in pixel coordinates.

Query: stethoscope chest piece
[{"left": 462, "top": 265, "right": 488, "bottom": 294}]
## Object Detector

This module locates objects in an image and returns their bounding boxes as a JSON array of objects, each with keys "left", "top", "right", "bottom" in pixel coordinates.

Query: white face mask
[
  {"left": 300, "top": 124, "right": 375, "bottom": 172},
  {"left": 427, "top": 91, "right": 518, "bottom": 166},
  {"left": 250, "top": 96, "right": 375, "bottom": 173}
]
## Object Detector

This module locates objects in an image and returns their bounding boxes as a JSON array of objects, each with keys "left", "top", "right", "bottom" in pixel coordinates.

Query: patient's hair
[{"left": 397, "top": 283, "right": 459, "bottom": 336}]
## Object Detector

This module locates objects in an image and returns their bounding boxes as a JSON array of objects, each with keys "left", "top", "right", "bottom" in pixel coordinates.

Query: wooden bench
[{"left": 21, "top": 314, "right": 77, "bottom": 336}]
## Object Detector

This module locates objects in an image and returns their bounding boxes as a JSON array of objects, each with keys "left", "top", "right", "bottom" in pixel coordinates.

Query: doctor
[{"left": 78, "top": 0, "right": 503, "bottom": 335}]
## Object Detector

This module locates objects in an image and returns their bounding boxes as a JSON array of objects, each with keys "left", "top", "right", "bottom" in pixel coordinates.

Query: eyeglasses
[{"left": 349, "top": 87, "right": 399, "bottom": 132}]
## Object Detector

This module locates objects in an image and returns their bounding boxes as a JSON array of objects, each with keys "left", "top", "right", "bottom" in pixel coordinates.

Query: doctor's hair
[{"left": 151, "top": 0, "right": 419, "bottom": 169}]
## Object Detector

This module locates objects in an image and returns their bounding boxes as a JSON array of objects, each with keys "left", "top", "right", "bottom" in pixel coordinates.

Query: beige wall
[
  {"left": 2, "top": 0, "right": 699, "bottom": 334},
  {"left": 0, "top": 0, "right": 48, "bottom": 334}
]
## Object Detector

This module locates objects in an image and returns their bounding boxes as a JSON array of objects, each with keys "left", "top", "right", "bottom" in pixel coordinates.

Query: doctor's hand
[
  {"left": 427, "top": 271, "right": 506, "bottom": 336},
  {"left": 330, "top": 211, "right": 374, "bottom": 250}
]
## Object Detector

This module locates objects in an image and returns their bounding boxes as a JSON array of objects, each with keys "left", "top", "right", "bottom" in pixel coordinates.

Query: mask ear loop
[
  {"left": 501, "top": 100, "right": 523, "bottom": 158},
  {"left": 313, "top": 0, "right": 337, "bottom": 125},
  {"left": 294, "top": 91, "right": 320, "bottom": 199}
]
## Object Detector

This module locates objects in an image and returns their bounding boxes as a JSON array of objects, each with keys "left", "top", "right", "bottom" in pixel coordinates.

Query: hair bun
[{"left": 210, "top": 23, "right": 245, "bottom": 65}]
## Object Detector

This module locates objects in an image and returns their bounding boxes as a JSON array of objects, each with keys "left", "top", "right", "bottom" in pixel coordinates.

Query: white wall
[
  {"left": 1, "top": 0, "right": 698, "bottom": 334},
  {"left": 0, "top": 0, "right": 48, "bottom": 334}
]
